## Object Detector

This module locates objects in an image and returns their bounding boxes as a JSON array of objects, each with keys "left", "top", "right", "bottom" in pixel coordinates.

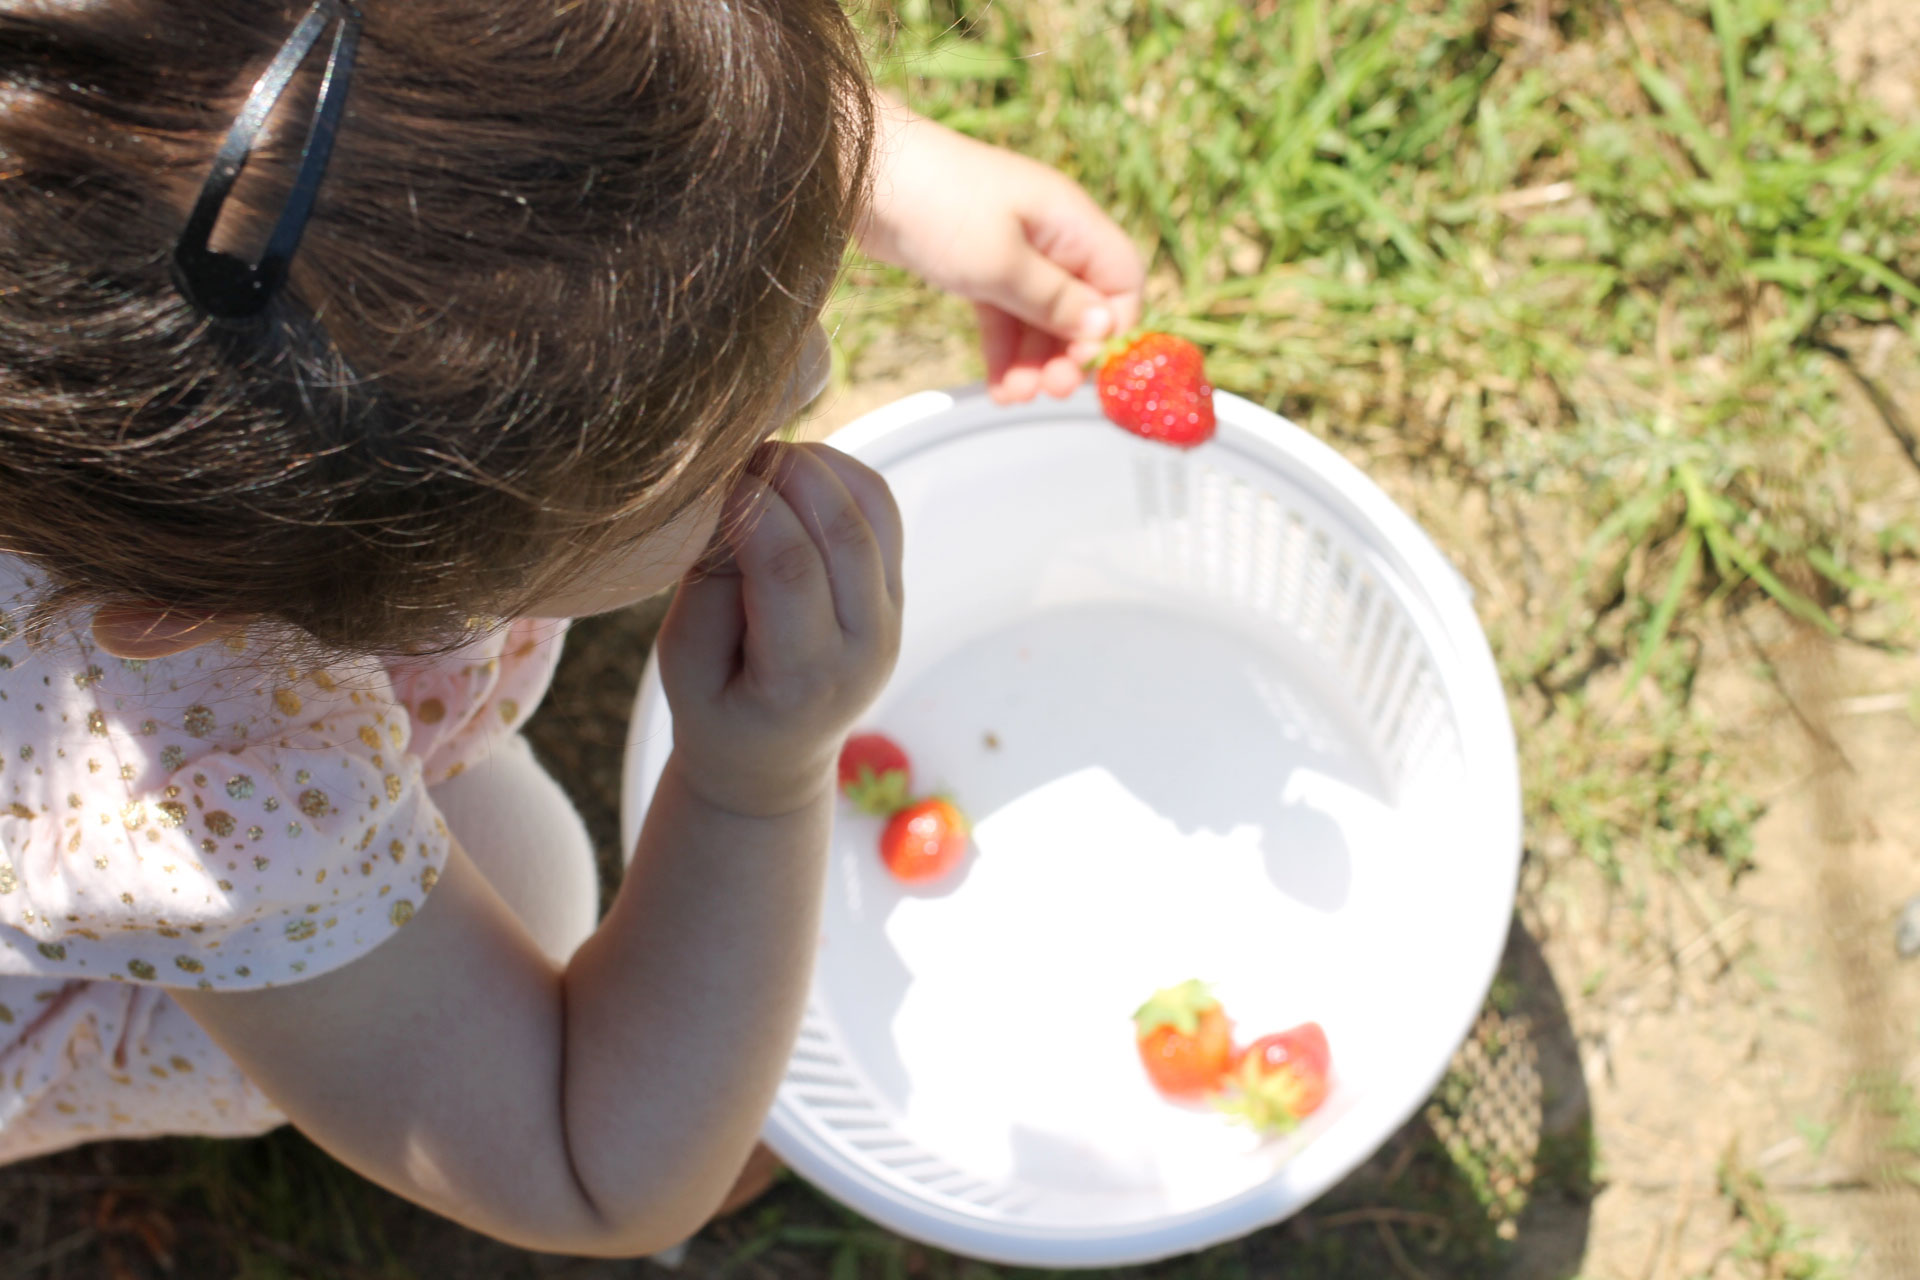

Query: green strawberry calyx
[
  {"left": 1215, "top": 1052, "right": 1310, "bottom": 1135},
  {"left": 844, "top": 765, "right": 911, "bottom": 817},
  {"left": 1132, "top": 978, "right": 1220, "bottom": 1038},
  {"left": 1091, "top": 326, "right": 1154, "bottom": 370}
]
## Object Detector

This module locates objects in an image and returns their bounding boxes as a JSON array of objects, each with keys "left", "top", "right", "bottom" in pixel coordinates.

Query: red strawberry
[
  {"left": 1095, "top": 332, "right": 1216, "bottom": 448},
  {"left": 838, "top": 733, "right": 912, "bottom": 816},
  {"left": 879, "top": 796, "right": 970, "bottom": 883},
  {"left": 1133, "top": 980, "right": 1235, "bottom": 1100},
  {"left": 1218, "top": 1022, "right": 1331, "bottom": 1134}
]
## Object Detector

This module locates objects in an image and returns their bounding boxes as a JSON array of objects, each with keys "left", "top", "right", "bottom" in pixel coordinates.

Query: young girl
[{"left": 0, "top": 0, "right": 1142, "bottom": 1256}]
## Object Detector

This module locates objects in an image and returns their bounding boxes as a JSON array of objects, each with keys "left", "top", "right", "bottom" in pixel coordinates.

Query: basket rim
[{"left": 620, "top": 382, "right": 1524, "bottom": 1266}]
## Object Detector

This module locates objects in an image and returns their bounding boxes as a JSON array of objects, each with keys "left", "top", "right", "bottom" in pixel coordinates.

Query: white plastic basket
[{"left": 621, "top": 384, "right": 1520, "bottom": 1268}]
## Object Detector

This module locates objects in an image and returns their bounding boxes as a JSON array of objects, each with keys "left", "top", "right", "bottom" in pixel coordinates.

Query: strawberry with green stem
[
  {"left": 1218, "top": 1022, "right": 1331, "bottom": 1134},
  {"left": 838, "top": 732, "right": 912, "bottom": 816},
  {"left": 1133, "top": 979, "right": 1235, "bottom": 1100}
]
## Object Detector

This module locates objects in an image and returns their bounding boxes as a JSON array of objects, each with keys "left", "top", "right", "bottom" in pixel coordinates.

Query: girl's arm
[
  {"left": 177, "top": 771, "right": 826, "bottom": 1255},
  {"left": 174, "top": 443, "right": 903, "bottom": 1257}
]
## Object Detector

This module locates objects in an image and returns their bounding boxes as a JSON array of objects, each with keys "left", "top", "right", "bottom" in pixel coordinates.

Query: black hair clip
[{"left": 172, "top": 0, "right": 363, "bottom": 320}]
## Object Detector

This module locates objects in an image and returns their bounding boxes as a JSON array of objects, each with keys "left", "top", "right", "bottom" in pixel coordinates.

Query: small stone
[{"left": 1897, "top": 894, "right": 1920, "bottom": 960}]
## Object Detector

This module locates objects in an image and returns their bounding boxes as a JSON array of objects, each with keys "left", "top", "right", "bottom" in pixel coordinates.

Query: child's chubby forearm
[
  {"left": 561, "top": 751, "right": 835, "bottom": 1244},
  {"left": 173, "top": 750, "right": 832, "bottom": 1256},
  {"left": 174, "top": 440, "right": 900, "bottom": 1255}
]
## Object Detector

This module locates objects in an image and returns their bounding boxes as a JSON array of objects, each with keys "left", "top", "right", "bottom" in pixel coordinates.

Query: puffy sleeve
[
  {"left": 383, "top": 618, "right": 568, "bottom": 785},
  {"left": 0, "top": 634, "right": 452, "bottom": 992}
]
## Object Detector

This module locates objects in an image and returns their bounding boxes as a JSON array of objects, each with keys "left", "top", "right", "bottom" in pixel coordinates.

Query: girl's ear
[{"left": 91, "top": 604, "right": 240, "bottom": 659}]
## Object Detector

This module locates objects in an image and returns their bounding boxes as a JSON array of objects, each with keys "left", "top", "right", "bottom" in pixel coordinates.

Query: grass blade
[
  {"left": 1708, "top": 0, "right": 1746, "bottom": 147},
  {"left": 1701, "top": 523, "right": 1839, "bottom": 634},
  {"left": 1625, "top": 525, "right": 1703, "bottom": 695},
  {"left": 1310, "top": 160, "right": 1437, "bottom": 268},
  {"left": 1788, "top": 238, "right": 1920, "bottom": 308},
  {"left": 1523, "top": 487, "right": 1672, "bottom": 676},
  {"left": 1634, "top": 61, "right": 1724, "bottom": 177}
]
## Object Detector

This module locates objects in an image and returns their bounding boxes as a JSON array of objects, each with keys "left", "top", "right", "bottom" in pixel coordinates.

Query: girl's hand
[
  {"left": 859, "top": 98, "right": 1146, "bottom": 405},
  {"left": 657, "top": 442, "right": 904, "bottom": 818}
]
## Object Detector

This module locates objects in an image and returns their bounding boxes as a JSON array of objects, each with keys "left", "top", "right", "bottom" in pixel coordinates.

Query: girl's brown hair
[{"left": 0, "top": 0, "right": 874, "bottom": 651}]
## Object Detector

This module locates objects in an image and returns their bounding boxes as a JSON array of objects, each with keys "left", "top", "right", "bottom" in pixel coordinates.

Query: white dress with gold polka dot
[{"left": 0, "top": 555, "right": 567, "bottom": 1163}]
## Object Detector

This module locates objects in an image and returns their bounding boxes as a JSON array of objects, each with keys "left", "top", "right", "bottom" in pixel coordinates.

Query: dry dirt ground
[
  {"left": 1491, "top": 358, "right": 1920, "bottom": 1279},
  {"left": 1834, "top": 0, "right": 1920, "bottom": 121},
  {"left": 1528, "top": 9, "right": 1920, "bottom": 1271}
]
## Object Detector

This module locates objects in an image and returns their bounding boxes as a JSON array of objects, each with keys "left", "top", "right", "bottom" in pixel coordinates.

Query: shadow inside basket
[{"left": 696, "top": 913, "right": 1596, "bottom": 1279}]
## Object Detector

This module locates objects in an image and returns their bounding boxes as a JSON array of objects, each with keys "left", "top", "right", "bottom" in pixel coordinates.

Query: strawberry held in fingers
[
  {"left": 879, "top": 796, "right": 970, "bottom": 884},
  {"left": 838, "top": 732, "right": 912, "bottom": 816},
  {"left": 1219, "top": 1022, "right": 1331, "bottom": 1134},
  {"left": 1095, "top": 331, "right": 1216, "bottom": 448},
  {"left": 1133, "top": 980, "right": 1235, "bottom": 1100}
]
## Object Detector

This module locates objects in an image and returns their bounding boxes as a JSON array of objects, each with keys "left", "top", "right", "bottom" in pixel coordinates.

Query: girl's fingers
[
  {"left": 655, "top": 548, "right": 744, "bottom": 704},
  {"left": 988, "top": 312, "right": 1044, "bottom": 402},
  {"left": 721, "top": 461, "right": 840, "bottom": 684},
  {"left": 976, "top": 303, "right": 1021, "bottom": 401},
  {"left": 793, "top": 444, "right": 903, "bottom": 606},
  {"left": 763, "top": 445, "right": 892, "bottom": 641},
  {"left": 1065, "top": 337, "right": 1104, "bottom": 365},
  {"left": 981, "top": 237, "right": 1118, "bottom": 347},
  {"left": 1016, "top": 180, "right": 1147, "bottom": 329},
  {"left": 982, "top": 308, "right": 1096, "bottom": 400},
  {"left": 1038, "top": 349, "right": 1083, "bottom": 398},
  {"left": 1003, "top": 322, "right": 1056, "bottom": 401}
]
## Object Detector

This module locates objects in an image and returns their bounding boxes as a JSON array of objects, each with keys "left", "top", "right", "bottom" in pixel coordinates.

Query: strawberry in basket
[
  {"left": 1095, "top": 332, "right": 1216, "bottom": 449},
  {"left": 879, "top": 796, "right": 971, "bottom": 884},
  {"left": 838, "top": 732, "right": 913, "bottom": 816},
  {"left": 1217, "top": 1021, "right": 1331, "bottom": 1134},
  {"left": 837, "top": 733, "right": 973, "bottom": 886},
  {"left": 1133, "top": 980, "right": 1235, "bottom": 1100}
]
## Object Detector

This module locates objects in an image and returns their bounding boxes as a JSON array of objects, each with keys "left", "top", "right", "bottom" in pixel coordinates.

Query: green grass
[
  {"left": 837, "top": 0, "right": 1920, "bottom": 883},
  {"left": 1524, "top": 683, "right": 1761, "bottom": 879},
  {"left": 1716, "top": 1144, "right": 1853, "bottom": 1280}
]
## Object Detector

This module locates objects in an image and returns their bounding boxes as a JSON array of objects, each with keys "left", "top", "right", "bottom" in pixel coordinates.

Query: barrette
[{"left": 172, "top": 0, "right": 363, "bottom": 320}]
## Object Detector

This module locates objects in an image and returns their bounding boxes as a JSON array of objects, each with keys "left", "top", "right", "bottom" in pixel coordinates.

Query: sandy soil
[
  {"left": 1355, "top": 309, "right": 1920, "bottom": 1277},
  {"left": 1834, "top": 0, "right": 1920, "bottom": 120},
  {"left": 1553, "top": 615, "right": 1920, "bottom": 1279}
]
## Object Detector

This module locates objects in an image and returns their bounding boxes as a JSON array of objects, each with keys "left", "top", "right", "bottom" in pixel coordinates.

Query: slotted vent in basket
[{"left": 1129, "top": 450, "right": 1464, "bottom": 800}]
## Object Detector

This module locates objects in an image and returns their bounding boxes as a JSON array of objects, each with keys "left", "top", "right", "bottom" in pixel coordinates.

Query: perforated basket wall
[
  {"left": 1128, "top": 448, "right": 1466, "bottom": 800},
  {"left": 622, "top": 386, "right": 1519, "bottom": 1267}
]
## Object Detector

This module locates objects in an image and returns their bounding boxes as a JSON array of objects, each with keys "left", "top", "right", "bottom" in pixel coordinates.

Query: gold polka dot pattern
[
  {"left": 1, "top": 559, "right": 567, "bottom": 1155},
  {"left": 0, "top": 974, "right": 285, "bottom": 1162}
]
